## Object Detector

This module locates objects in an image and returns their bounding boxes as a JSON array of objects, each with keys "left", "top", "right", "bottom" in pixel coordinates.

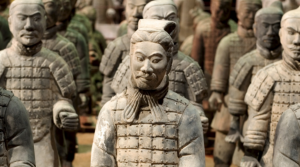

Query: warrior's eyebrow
[
  {"left": 16, "top": 12, "right": 42, "bottom": 17},
  {"left": 286, "top": 27, "right": 300, "bottom": 33},
  {"left": 149, "top": 52, "right": 163, "bottom": 59}
]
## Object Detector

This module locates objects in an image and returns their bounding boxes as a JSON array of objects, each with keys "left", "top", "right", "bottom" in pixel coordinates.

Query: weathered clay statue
[
  {"left": 92, "top": 0, "right": 116, "bottom": 24},
  {"left": 241, "top": 6, "right": 300, "bottom": 167},
  {"left": 263, "top": 0, "right": 300, "bottom": 12},
  {"left": 91, "top": 19, "right": 206, "bottom": 167},
  {"left": 208, "top": 0, "right": 261, "bottom": 166},
  {"left": 191, "top": 0, "right": 233, "bottom": 112},
  {"left": 0, "top": 88, "right": 35, "bottom": 166},
  {"left": 100, "top": 0, "right": 152, "bottom": 106},
  {"left": 0, "top": 0, "right": 79, "bottom": 167},
  {"left": 226, "top": 1, "right": 283, "bottom": 145},
  {"left": 57, "top": 0, "right": 91, "bottom": 96},
  {"left": 111, "top": 0, "right": 209, "bottom": 133},
  {"left": 273, "top": 104, "right": 300, "bottom": 167}
]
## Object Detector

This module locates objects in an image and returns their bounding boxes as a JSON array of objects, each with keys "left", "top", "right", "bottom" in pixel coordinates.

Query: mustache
[
  {"left": 288, "top": 46, "right": 300, "bottom": 51},
  {"left": 136, "top": 72, "right": 157, "bottom": 80},
  {"left": 20, "top": 31, "right": 38, "bottom": 37}
]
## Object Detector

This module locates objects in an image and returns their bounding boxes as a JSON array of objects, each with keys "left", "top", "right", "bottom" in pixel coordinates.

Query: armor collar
[
  {"left": 257, "top": 43, "right": 282, "bottom": 60},
  {"left": 283, "top": 51, "right": 300, "bottom": 71},
  {"left": 43, "top": 26, "right": 58, "bottom": 39},
  {"left": 123, "top": 77, "right": 169, "bottom": 123},
  {"left": 237, "top": 24, "right": 254, "bottom": 38},
  {"left": 11, "top": 39, "right": 42, "bottom": 56}
]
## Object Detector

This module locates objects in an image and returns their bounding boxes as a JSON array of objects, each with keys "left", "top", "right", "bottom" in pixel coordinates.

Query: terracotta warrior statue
[
  {"left": 208, "top": 0, "right": 261, "bottom": 166},
  {"left": 191, "top": 0, "right": 232, "bottom": 111},
  {"left": 0, "top": 0, "right": 79, "bottom": 166},
  {"left": 263, "top": 0, "right": 300, "bottom": 12},
  {"left": 0, "top": 89, "right": 35, "bottom": 167},
  {"left": 240, "top": 6, "right": 300, "bottom": 167},
  {"left": 226, "top": 1, "right": 283, "bottom": 144},
  {"left": 111, "top": 0, "right": 209, "bottom": 133},
  {"left": 100, "top": 0, "right": 152, "bottom": 106},
  {"left": 0, "top": 0, "right": 11, "bottom": 49},
  {"left": 91, "top": 19, "right": 205, "bottom": 167}
]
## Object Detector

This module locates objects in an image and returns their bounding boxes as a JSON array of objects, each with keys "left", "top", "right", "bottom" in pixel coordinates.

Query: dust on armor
[
  {"left": 0, "top": 0, "right": 79, "bottom": 166},
  {"left": 226, "top": 1, "right": 283, "bottom": 146},
  {"left": 91, "top": 19, "right": 205, "bottom": 167},
  {"left": 241, "top": 6, "right": 300, "bottom": 167},
  {"left": 208, "top": 0, "right": 261, "bottom": 166}
]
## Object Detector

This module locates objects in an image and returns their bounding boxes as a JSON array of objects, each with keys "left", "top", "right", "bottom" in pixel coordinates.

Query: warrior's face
[
  {"left": 58, "top": 0, "right": 72, "bottom": 21},
  {"left": 211, "top": 0, "right": 231, "bottom": 23},
  {"left": 131, "top": 41, "right": 168, "bottom": 90},
  {"left": 9, "top": 4, "right": 46, "bottom": 46},
  {"left": 255, "top": 14, "right": 282, "bottom": 50},
  {"left": 237, "top": 2, "right": 261, "bottom": 29},
  {"left": 143, "top": 4, "right": 178, "bottom": 42},
  {"left": 280, "top": 18, "right": 300, "bottom": 60},
  {"left": 43, "top": 0, "right": 58, "bottom": 28},
  {"left": 126, "top": 0, "right": 148, "bottom": 31}
]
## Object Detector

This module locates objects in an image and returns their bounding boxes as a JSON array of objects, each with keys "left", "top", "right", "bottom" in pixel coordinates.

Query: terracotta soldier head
[
  {"left": 58, "top": 0, "right": 73, "bottom": 21},
  {"left": 9, "top": 0, "right": 46, "bottom": 46},
  {"left": 125, "top": 0, "right": 152, "bottom": 32},
  {"left": 210, "top": 0, "right": 232, "bottom": 25},
  {"left": 130, "top": 19, "right": 176, "bottom": 90},
  {"left": 143, "top": 0, "right": 178, "bottom": 42},
  {"left": 280, "top": 6, "right": 300, "bottom": 60},
  {"left": 237, "top": 0, "right": 262, "bottom": 29},
  {"left": 254, "top": 1, "right": 283, "bottom": 50},
  {"left": 42, "top": 0, "right": 59, "bottom": 29}
]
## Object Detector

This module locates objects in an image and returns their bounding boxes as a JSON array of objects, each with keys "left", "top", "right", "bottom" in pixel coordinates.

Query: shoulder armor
[
  {"left": 230, "top": 50, "right": 257, "bottom": 89},
  {"left": 163, "top": 91, "right": 189, "bottom": 114},
  {"left": 109, "top": 92, "right": 127, "bottom": 111},
  {"left": 0, "top": 88, "right": 13, "bottom": 108},
  {"left": 111, "top": 55, "right": 130, "bottom": 93},
  {"left": 183, "top": 60, "right": 208, "bottom": 100},
  {"left": 64, "top": 30, "right": 78, "bottom": 44},
  {"left": 100, "top": 35, "right": 129, "bottom": 76},
  {"left": 245, "top": 64, "right": 279, "bottom": 110}
]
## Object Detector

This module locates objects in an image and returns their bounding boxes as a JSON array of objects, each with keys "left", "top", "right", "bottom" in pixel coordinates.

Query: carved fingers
[
  {"left": 59, "top": 112, "right": 79, "bottom": 131},
  {"left": 208, "top": 91, "right": 224, "bottom": 111}
]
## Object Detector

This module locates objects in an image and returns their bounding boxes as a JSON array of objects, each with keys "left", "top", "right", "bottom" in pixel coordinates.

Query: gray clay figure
[
  {"left": 208, "top": 0, "right": 261, "bottom": 166},
  {"left": 0, "top": 0, "right": 79, "bottom": 166},
  {"left": 111, "top": 0, "right": 209, "bottom": 133},
  {"left": 91, "top": 19, "right": 206, "bottom": 167},
  {"left": 226, "top": 1, "right": 283, "bottom": 145},
  {"left": 241, "top": 6, "right": 300, "bottom": 167},
  {"left": 99, "top": 0, "right": 152, "bottom": 107}
]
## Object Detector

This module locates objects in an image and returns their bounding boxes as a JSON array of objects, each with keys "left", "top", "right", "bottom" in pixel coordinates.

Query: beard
[{"left": 132, "top": 72, "right": 159, "bottom": 90}]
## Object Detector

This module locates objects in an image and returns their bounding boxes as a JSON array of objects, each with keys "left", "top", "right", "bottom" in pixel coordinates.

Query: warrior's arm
[
  {"left": 91, "top": 104, "right": 117, "bottom": 167},
  {"left": 244, "top": 92, "right": 273, "bottom": 151},
  {"left": 273, "top": 108, "right": 300, "bottom": 167},
  {"left": 210, "top": 36, "right": 230, "bottom": 93},
  {"left": 178, "top": 104, "right": 205, "bottom": 167},
  {"left": 6, "top": 96, "right": 35, "bottom": 167}
]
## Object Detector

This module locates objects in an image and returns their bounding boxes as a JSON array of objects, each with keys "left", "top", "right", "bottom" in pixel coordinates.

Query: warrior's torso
[
  {"left": 107, "top": 91, "right": 188, "bottom": 166},
  {"left": 0, "top": 47, "right": 75, "bottom": 142}
]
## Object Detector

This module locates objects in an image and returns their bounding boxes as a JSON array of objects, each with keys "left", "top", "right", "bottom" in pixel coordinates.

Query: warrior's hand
[
  {"left": 208, "top": 91, "right": 224, "bottom": 111},
  {"left": 200, "top": 116, "right": 209, "bottom": 134},
  {"left": 59, "top": 112, "right": 79, "bottom": 131},
  {"left": 240, "top": 155, "right": 261, "bottom": 167}
]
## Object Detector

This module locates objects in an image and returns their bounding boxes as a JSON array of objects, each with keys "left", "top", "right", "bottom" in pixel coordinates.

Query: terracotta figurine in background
[
  {"left": 191, "top": 0, "right": 232, "bottom": 112},
  {"left": 111, "top": 0, "right": 209, "bottom": 133},
  {"left": 0, "top": 0, "right": 11, "bottom": 49},
  {"left": 226, "top": 1, "right": 283, "bottom": 145},
  {"left": 263, "top": 0, "right": 300, "bottom": 12},
  {"left": 241, "top": 6, "right": 300, "bottom": 167},
  {"left": 91, "top": 19, "right": 206, "bottom": 167},
  {"left": 99, "top": 0, "right": 152, "bottom": 106},
  {"left": 273, "top": 103, "right": 300, "bottom": 167},
  {"left": 0, "top": 89, "right": 35, "bottom": 167},
  {"left": 0, "top": 0, "right": 79, "bottom": 166},
  {"left": 92, "top": 0, "right": 116, "bottom": 24},
  {"left": 208, "top": 0, "right": 261, "bottom": 166}
]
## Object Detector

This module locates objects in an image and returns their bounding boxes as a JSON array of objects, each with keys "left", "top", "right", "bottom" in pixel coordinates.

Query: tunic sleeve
[
  {"left": 91, "top": 103, "right": 117, "bottom": 167},
  {"left": 178, "top": 103, "right": 205, "bottom": 167}
]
